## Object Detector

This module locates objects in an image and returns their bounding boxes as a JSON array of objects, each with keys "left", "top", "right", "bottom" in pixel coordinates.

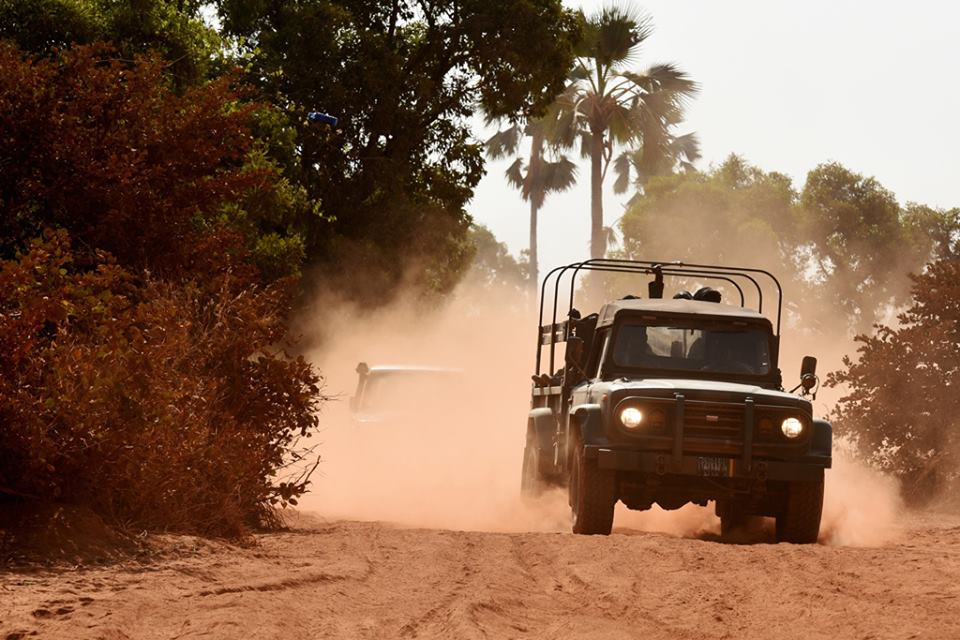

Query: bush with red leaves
[
  {"left": 0, "top": 231, "right": 323, "bottom": 535},
  {"left": 829, "top": 259, "right": 960, "bottom": 504},
  {"left": 0, "top": 41, "right": 301, "bottom": 280},
  {"left": 0, "top": 43, "right": 325, "bottom": 536}
]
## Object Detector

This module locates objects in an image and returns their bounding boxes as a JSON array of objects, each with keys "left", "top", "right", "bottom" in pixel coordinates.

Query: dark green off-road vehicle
[{"left": 522, "top": 259, "right": 831, "bottom": 543}]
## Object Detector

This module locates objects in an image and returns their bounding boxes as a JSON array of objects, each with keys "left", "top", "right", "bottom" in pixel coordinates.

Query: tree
[
  {"left": 799, "top": 163, "right": 960, "bottom": 333},
  {"left": 828, "top": 258, "right": 960, "bottom": 503},
  {"left": 215, "top": 0, "right": 581, "bottom": 304},
  {"left": 485, "top": 118, "right": 577, "bottom": 290},
  {"left": 0, "top": 0, "right": 221, "bottom": 85},
  {"left": 0, "top": 230, "right": 324, "bottom": 534},
  {"left": 465, "top": 224, "right": 526, "bottom": 291},
  {"left": 612, "top": 131, "right": 700, "bottom": 203},
  {"left": 0, "top": 42, "right": 313, "bottom": 282},
  {"left": 555, "top": 4, "right": 697, "bottom": 259},
  {"left": 619, "top": 155, "right": 801, "bottom": 305},
  {"left": 0, "top": 43, "right": 326, "bottom": 534},
  {"left": 620, "top": 156, "right": 960, "bottom": 335}
]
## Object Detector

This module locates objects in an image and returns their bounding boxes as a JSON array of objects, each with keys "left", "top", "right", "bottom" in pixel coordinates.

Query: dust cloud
[
  {"left": 297, "top": 284, "right": 571, "bottom": 532},
  {"left": 297, "top": 275, "right": 903, "bottom": 546},
  {"left": 820, "top": 445, "right": 904, "bottom": 546}
]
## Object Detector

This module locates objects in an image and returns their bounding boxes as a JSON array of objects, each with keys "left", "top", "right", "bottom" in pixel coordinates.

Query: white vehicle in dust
[{"left": 349, "top": 362, "right": 464, "bottom": 424}]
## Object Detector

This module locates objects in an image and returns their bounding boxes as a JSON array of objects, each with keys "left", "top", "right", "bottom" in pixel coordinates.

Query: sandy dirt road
[{"left": 3, "top": 511, "right": 960, "bottom": 640}]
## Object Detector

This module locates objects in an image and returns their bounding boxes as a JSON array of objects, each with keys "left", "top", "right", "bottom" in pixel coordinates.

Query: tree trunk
[
  {"left": 529, "top": 197, "right": 539, "bottom": 294},
  {"left": 528, "top": 133, "right": 542, "bottom": 293},
  {"left": 589, "top": 128, "right": 605, "bottom": 259}
]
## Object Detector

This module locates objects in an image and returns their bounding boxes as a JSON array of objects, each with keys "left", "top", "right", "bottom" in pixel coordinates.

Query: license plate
[{"left": 697, "top": 457, "right": 730, "bottom": 477}]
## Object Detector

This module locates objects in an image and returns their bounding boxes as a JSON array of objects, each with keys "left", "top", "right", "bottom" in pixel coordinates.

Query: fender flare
[
  {"left": 569, "top": 403, "right": 605, "bottom": 447},
  {"left": 527, "top": 408, "right": 557, "bottom": 453},
  {"left": 811, "top": 419, "right": 833, "bottom": 459}
]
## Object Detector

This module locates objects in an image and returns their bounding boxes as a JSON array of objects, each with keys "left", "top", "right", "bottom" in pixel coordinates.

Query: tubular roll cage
[{"left": 535, "top": 258, "right": 783, "bottom": 376}]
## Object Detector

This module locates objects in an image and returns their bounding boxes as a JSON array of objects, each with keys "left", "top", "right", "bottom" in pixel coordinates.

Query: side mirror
[{"left": 800, "top": 356, "right": 818, "bottom": 391}]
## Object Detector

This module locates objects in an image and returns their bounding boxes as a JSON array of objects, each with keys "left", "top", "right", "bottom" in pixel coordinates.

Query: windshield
[
  {"left": 611, "top": 321, "right": 772, "bottom": 376},
  {"left": 360, "top": 370, "right": 462, "bottom": 412}
]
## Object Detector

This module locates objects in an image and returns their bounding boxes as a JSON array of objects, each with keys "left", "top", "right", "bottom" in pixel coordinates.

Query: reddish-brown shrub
[
  {"left": 0, "top": 41, "right": 277, "bottom": 279},
  {"left": 0, "top": 231, "right": 323, "bottom": 535},
  {"left": 829, "top": 258, "right": 960, "bottom": 504}
]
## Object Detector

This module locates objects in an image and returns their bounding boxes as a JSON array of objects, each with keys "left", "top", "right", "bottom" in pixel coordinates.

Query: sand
[{"left": 2, "top": 509, "right": 959, "bottom": 640}]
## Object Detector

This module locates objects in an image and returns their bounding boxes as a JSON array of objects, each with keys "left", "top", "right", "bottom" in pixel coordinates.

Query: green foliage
[
  {"left": 618, "top": 155, "right": 799, "bottom": 309},
  {"left": 622, "top": 155, "right": 797, "bottom": 267},
  {"left": 465, "top": 224, "right": 526, "bottom": 291},
  {"left": 800, "top": 163, "right": 905, "bottom": 330},
  {"left": 828, "top": 259, "right": 960, "bottom": 503},
  {"left": 215, "top": 0, "right": 580, "bottom": 303},
  {"left": 220, "top": 143, "right": 325, "bottom": 281},
  {"left": 799, "top": 162, "right": 960, "bottom": 332},
  {"left": 0, "top": 0, "right": 221, "bottom": 85},
  {"left": 619, "top": 155, "right": 960, "bottom": 334},
  {"left": 0, "top": 231, "right": 324, "bottom": 535}
]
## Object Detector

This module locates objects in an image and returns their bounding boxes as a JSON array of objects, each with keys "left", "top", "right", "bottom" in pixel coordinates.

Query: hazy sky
[{"left": 468, "top": 0, "right": 959, "bottom": 273}]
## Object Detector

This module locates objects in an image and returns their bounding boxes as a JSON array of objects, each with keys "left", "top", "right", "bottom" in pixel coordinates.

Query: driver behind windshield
[
  {"left": 613, "top": 323, "right": 770, "bottom": 375},
  {"left": 697, "top": 331, "right": 763, "bottom": 374},
  {"left": 613, "top": 325, "right": 655, "bottom": 367}
]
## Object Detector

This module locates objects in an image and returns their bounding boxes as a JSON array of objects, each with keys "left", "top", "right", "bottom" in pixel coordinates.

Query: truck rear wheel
[
  {"left": 776, "top": 479, "right": 824, "bottom": 544},
  {"left": 569, "top": 440, "right": 615, "bottom": 535},
  {"left": 520, "top": 442, "right": 546, "bottom": 498}
]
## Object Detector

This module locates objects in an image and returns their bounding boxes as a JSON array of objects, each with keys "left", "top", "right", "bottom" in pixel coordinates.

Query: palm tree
[
  {"left": 555, "top": 4, "right": 698, "bottom": 259},
  {"left": 613, "top": 131, "right": 701, "bottom": 205},
  {"left": 485, "top": 119, "right": 577, "bottom": 290}
]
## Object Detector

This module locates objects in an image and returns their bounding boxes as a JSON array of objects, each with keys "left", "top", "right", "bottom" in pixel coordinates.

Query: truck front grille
[{"left": 683, "top": 401, "right": 744, "bottom": 440}]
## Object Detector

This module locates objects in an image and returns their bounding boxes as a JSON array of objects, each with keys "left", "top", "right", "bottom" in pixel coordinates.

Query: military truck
[{"left": 522, "top": 259, "right": 831, "bottom": 543}]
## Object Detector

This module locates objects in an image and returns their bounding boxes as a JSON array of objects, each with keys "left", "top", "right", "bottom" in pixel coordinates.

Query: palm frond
[
  {"left": 530, "top": 157, "right": 578, "bottom": 209},
  {"left": 544, "top": 98, "right": 582, "bottom": 149},
  {"left": 543, "top": 158, "right": 579, "bottom": 192},
  {"left": 485, "top": 124, "right": 522, "bottom": 160},
  {"left": 606, "top": 102, "right": 642, "bottom": 144},
  {"left": 624, "top": 64, "right": 699, "bottom": 101},
  {"left": 568, "top": 63, "right": 592, "bottom": 83},
  {"left": 578, "top": 130, "right": 592, "bottom": 159},
  {"left": 670, "top": 131, "right": 701, "bottom": 164},
  {"left": 612, "top": 151, "right": 632, "bottom": 194},
  {"left": 591, "top": 5, "right": 653, "bottom": 69},
  {"left": 504, "top": 157, "right": 527, "bottom": 193},
  {"left": 602, "top": 224, "right": 619, "bottom": 251}
]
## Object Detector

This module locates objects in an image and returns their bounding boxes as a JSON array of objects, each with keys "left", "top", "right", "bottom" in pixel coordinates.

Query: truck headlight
[
  {"left": 620, "top": 407, "right": 644, "bottom": 429},
  {"left": 781, "top": 417, "right": 804, "bottom": 439}
]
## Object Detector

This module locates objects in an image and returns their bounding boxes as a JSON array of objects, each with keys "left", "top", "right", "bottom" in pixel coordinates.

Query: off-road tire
[
  {"left": 520, "top": 442, "right": 546, "bottom": 498},
  {"left": 776, "top": 478, "right": 824, "bottom": 544},
  {"left": 718, "top": 500, "right": 754, "bottom": 538},
  {"left": 569, "top": 440, "right": 615, "bottom": 535}
]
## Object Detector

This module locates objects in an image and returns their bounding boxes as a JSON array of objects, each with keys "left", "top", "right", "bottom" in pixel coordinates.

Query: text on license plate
[{"left": 697, "top": 456, "right": 732, "bottom": 477}]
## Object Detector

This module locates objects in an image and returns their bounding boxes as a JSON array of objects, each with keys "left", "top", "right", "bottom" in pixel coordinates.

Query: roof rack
[{"left": 536, "top": 258, "right": 783, "bottom": 375}]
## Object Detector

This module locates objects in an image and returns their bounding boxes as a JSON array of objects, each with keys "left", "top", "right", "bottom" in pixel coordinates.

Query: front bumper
[{"left": 588, "top": 446, "right": 827, "bottom": 483}]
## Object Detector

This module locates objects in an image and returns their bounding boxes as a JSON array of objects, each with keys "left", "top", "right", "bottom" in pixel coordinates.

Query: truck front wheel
[
  {"left": 569, "top": 440, "right": 616, "bottom": 535},
  {"left": 718, "top": 500, "right": 758, "bottom": 538},
  {"left": 776, "top": 478, "right": 824, "bottom": 544}
]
